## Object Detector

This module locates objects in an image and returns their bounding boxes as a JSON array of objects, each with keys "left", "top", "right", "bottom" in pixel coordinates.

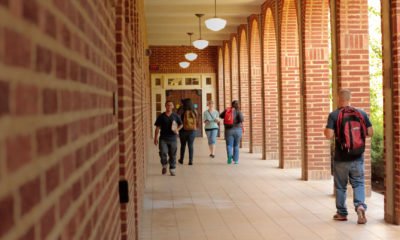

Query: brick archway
[
  {"left": 218, "top": 47, "right": 224, "bottom": 114},
  {"left": 238, "top": 26, "right": 250, "bottom": 148},
  {"left": 262, "top": 7, "right": 279, "bottom": 161},
  {"left": 279, "top": 0, "right": 301, "bottom": 168},
  {"left": 249, "top": 16, "right": 263, "bottom": 154},
  {"left": 231, "top": 36, "right": 239, "bottom": 101},
  {"left": 224, "top": 41, "right": 231, "bottom": 109}
]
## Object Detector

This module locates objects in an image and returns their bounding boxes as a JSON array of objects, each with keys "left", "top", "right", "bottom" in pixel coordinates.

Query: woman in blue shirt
[{"left": 203, "top": 101, "right": 220, "bottom": 158}]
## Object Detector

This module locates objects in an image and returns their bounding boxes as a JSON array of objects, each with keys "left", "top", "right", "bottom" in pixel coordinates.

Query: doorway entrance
[{"left": 166, "top": 89, "right": 203, "bottom": 137}]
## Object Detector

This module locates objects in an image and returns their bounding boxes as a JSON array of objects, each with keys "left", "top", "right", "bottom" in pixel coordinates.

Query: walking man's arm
[
  {"left": 154, "top": 126, "right": 160, "bottom": 145},
  {"left": 324, "top": 128, "right": 334, "bottom": 140}
]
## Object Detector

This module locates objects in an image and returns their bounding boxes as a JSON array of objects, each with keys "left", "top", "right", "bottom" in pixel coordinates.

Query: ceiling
[{"left": 144, "top": 0, "right": 267, "bottom": 46}]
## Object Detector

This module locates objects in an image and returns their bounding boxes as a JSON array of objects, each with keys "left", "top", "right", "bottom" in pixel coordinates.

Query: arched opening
[
  {"left": 224, "top": 42, "right": 231, "bottom": 108},
  {"left": 218, "top": 47, "right": 224, "bottom": 116},
  {"left": 239, "top": 28, "right": 250, "bottom": 148},
  {"left": 263, "top": 8, "right": 279, "bottom": 161},
  {"left": 231, "top": 37, "right": 239, "bottom": 101},
  {"left": 280, "top": 0, "right": 301, "bottom": 168},
  {"left": 249, "top": 18, "right": 263, "bottom": 154}
]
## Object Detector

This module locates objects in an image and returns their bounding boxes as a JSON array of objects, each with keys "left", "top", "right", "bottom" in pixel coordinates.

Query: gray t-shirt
[{"left": 220, "top": 108, "right": 244, "bottom": 130}]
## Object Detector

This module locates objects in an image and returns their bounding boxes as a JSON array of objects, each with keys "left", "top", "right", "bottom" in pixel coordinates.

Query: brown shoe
[
  {"left": 162, "top": 167, "right": 167, "bottom": 175},
  {"left": 333, "top": 213, "right": 347, "bottom": 221},
  {"left": 357, "top": 206, "right": 367, "bottom": 224}
]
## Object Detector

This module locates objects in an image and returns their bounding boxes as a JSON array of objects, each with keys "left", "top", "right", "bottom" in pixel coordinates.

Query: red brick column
[
  {"left": 301, "top": 0, "right": 331, "bottom": 179},
  {"left": 217, "top": 47, "right": 225, "bottom": 136},
  {"left": 230, "top": 34, "right": 240, "bottom": 101},
  {"left": 248, "top": 15, "right": 264, "bottom": 154},
  {"left": 382, "top": 0, "right": 400, "bottom": 224},
  {"left": 261, "top": 2, "right": 279, "bottom": 160},
  {"left": 336, "top": 0, "right": 371, "bottom": 195},
  {"left": 279, "top": 0, "right": 302, "bottom": 168},
  {"left": 224, "top": 41, "right": 232, "bottom": 108},
  {"left": 238, "top": 25, "right": 250, "bottom": 148}
]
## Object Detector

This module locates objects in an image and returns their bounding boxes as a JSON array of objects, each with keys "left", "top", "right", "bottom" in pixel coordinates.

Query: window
[
  {"left": 206, "top": 77, "right": 212, "bottom": 85},
  {"left": 155, "top": 94, "right": 162, "bottom": 117},
  {"left": 155, "top": 78, "right": 161, "bottom": 86},
  {"left": 207, "top": 93, "right": 212, "bottom": 102},
  {"left": 185, "top": 77, "right": 199, "bottom": 85},
  {"left": 168, "top": 78, "right": 182, "bottom": 86}
]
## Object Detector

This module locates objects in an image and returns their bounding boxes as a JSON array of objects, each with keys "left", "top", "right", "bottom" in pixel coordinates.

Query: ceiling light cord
[{"left": 214, "top": 0, "right": 217, "bottom": 17}]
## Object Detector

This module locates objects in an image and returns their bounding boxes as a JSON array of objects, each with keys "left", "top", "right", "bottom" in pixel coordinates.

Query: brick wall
[
  {"left": 0, "top": 0, "right": 150, "bottom": 239},
  {"left": 278, "top": 0, "right": 302, "bottom": 168},
  {"left": 261, "top": 2, "right": 279, "bottom": 160},
  {"left": 230, "top": 35, "right": 240, "bottom": 101},
  {"left": 302, "top": 0, "right": 331, "bottom": 179},
  {"left": 336, "top": 0, "right": 371, "bottom": 195},
  {"left": 248, "top": 15, "right": 264, "bottom": 154},
  {"left": 223, "top": 41, "right": 232, "bottom": 108},
  {"left": 238, "top": 26, "right": 250, "bottom": 148},
  {"left": 149, "top": 46, "right": 217, "bottom": 74},
  {"left": 217, "top": 47, "right": 225, "bottom": 137}
]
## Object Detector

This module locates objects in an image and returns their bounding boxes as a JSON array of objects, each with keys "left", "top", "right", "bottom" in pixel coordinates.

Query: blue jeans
[
  {"left": 333, "top": 156, "right": 367, "bottom": 216},
  {"left": 159, "top": 139, "right": 177, "bottom": 169},
  {"left": 205, "top": 129, "right": 218, "bottom": 145},
  {"left": 225, "top": 129, "right": 242, "bottom": 162},
  {"left": 179, "top": 130, "right": 196, "bottom": 163}
]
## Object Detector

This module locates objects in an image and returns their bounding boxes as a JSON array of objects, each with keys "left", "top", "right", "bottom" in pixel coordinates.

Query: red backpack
[
  {"left": 336, "top": 106, "right": 367, "bottom": 155},
  {"left": 224, "top": 107, "right": 234, "bottom": 128}
]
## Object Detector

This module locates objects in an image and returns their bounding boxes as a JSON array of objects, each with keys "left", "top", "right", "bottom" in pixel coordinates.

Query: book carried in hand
[{"left": 171, "top": 120, "right": 178, "bottom": 131}]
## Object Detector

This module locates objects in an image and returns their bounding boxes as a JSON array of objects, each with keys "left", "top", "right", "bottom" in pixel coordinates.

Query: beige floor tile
[{"left": 139, "top": 138, "right": 400, "bottom": 240}]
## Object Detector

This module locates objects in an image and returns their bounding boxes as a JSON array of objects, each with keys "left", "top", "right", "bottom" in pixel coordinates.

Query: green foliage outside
[{"left": 368, "top": 2, "right": 384, "bottom": 183}]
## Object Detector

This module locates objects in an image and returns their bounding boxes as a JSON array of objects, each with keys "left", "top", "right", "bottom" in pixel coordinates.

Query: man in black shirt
[
  {"left": 154, "top": 101, "right": 183, "bottom": 176},
  {"left": 324, "top": 89, "right": 373, "bottom": 224}
]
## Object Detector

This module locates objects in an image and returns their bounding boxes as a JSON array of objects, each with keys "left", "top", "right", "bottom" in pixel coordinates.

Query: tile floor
[{"left": 139, "top": 138, "right": 400, "bottom": 240}]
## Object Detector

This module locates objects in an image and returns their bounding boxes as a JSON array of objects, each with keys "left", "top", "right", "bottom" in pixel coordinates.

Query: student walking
[
  {"left": 154, "top": 101, "right": 183, "bottom": 176},
  {"left": 178, "top": 98, "right": 197, "bottom": 165},
  {"left": 220, "top": 100, "right": 244, "bottom": 164},
  {"left": 203, "top": 101, "right": 220, "bottom": 158},
  {"left": 324, "top": 89, "right": 374, "bottom": 224}
]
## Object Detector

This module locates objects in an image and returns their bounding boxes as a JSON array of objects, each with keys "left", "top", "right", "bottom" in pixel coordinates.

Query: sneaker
[
  {"left": 227, "top": 155, "right": 233, "bottom": 164},
  {"left": 211, "top": 155, "right": 215, "bottom": 158},
  {"left": 188, "top": 162, "right": 193, "bottom": 165},
  {"left": 333, "top": 213, "right": 347, "bottom": 221},
  {"left": 234, "top": 161, "right": 239, "bottom": 164},
  {"left": 162, "top": 167, "right": 167, "bottom": 175},
  {"left": 209, "top": 154, "right": 213, "bottom": 157},
  {"left": 178, "top": 159, "right": 183, "bottom": 164},
  {"left": 357, "top": 206, "right": 367, "bottom": 224},
  {"left": 170, "top": 169, "right": 176, "bottom": 176}
]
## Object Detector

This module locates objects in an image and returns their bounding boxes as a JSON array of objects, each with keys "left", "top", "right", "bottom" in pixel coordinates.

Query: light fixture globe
[
  {"left": 193, "top": 39, "right": 209, "bottom": 50},
  {"left": 185, "top": 52, "right": 198, "bottom": 61},
  {"left": 205, "top": 17, "right": 226, "bottom": 31},
  {"left": 179, "top": 61, "right": 190, "bottom": 69}
]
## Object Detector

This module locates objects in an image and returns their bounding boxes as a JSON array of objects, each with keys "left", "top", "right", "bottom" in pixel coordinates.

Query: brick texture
[
  {"left": 230, "top": 35, "right": 240, "bottom": 102},
  {"left": 149, "top": 46, "right": 217, "bottom": 74},
  {"left": 261, "top": 2, "right": 279, "bottom": 160},
  {"left": 217, "top": 47, "right": 225, "bottom": 137},
  {"left": 238, "top": 25, "right": 250, "bottom": 148},
  {"left": 278, "top": 0, "right": 302, "bottom": 168},
  {"left": 0, "top": 1, "right": 150, "bottom": 240},
  {"left": 248, "top": 15, "right": 264, "bottom": 154},
  {"left": 224, "top": 41, "right": 232, "bottom": 108},
  {"left": 301, "top": 0, "right": 331, "bottom": 179},
  {"left": 336, "top": 0, "right": 371, "bottom": 195}
]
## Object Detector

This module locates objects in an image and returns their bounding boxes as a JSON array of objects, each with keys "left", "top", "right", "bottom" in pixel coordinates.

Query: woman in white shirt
[{"left": 203, "top": 101, "right": 220, "bottom": 158}]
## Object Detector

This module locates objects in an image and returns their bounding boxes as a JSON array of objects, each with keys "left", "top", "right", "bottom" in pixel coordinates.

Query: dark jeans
[
  {"left": 179, "top": 130, "right": 197, "bottom": 163},
  {"left": 159, "top": 138, "right": 177, "bottom": 169}
]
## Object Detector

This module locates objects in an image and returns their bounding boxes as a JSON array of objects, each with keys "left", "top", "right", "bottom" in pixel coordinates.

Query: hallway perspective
[{"left": 139, "top": 138, "right": 400, "bottom": 240}]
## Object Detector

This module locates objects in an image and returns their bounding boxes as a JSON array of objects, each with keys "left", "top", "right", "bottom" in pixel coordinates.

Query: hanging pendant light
[
  {"left": 179, "top": 61, "right": 190, "bottom": 69},
  {"left": 193, "top": 14, "right": 209, "bottom": 50},
  {"left": 185, "top": 32, "right": 198, "bottom": 61},
  {"left": 205, "top": 0, "right": 227, "bottom": 31}
]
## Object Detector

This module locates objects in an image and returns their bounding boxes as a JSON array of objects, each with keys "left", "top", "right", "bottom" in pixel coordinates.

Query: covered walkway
[{"left": 139, "top": 138, "right": 400, "bottom": 240}]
